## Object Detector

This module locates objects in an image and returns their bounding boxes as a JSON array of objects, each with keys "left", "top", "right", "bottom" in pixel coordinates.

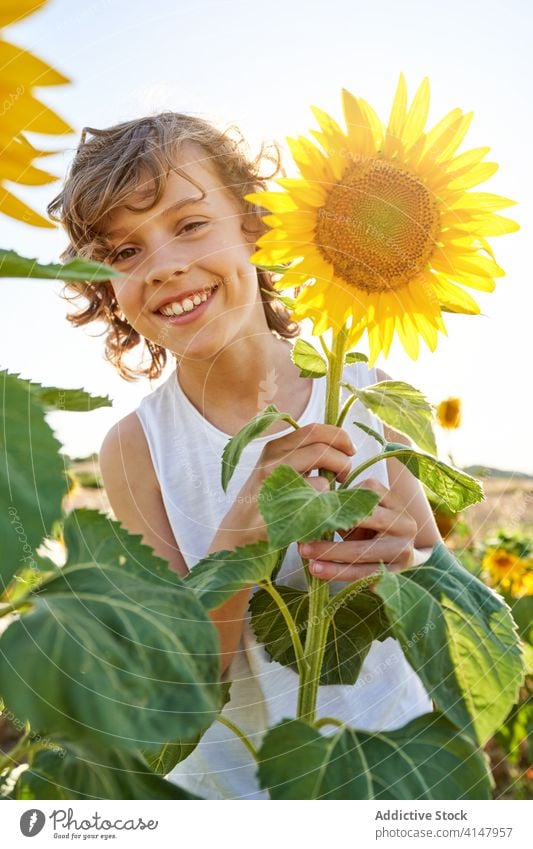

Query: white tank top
[{"left": 136, "top": 357, "right": 432, "bottom": 799}]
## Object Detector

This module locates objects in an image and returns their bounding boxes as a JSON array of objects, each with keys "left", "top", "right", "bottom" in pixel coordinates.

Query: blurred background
[{"left": 1, "top": 0, "right": 531, "bottom": 475}]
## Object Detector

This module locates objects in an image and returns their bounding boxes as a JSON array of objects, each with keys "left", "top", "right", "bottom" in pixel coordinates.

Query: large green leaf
[
  {"left": 0, "top": 250, "right": 121, "bottom": 281},
  {"left": 62, "top": 508, "right": 183, "bottom": 587},
  {"left": 290, "top": 339, "right": 327, "bottom": 378},
  {"left": 184, "top": 540, "right": 280, "bottom": 610},
  {"left": 29, "top": 382, "right": 111, "bottom": 412},
  {"left": 382, "top": 443, "right": 484, "bottom": 512},
  {"left": 257, "top": 715, "right": 491, "bottom": 799},
  {"left": 144, "top": 682, "right": 232, "bottom": 775},
  {"left": 376, "top": 542, "right": 526, "bottom": 746},
  {"left": 345, "top": 380, "right": 437, "bottom": 455},
  {"left": 259, "top": 464, "right": 380, "bottom": 548},
  {"left": 16, "top": 743, "right": 200, "bottom": 800},
  {"left": 221, "top": 405, "right": 298, "bottom": 492},
  {"left": 250, "top": 585, "right": 391, "bottom": 685},
  {"left": 0, "top": 537, "right": 221, "bottom": 749},
  {"left": 0, "top": 371, "right": 68, "bottom": 590}
]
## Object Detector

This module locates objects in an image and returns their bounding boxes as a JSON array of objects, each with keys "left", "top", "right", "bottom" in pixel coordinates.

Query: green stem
[
  {"left": 318, "top": 334, "right": 332, "bottom": 362},
  {"left": 324, "top": 572, "right": 379, "bottom": 618},
  {"left": 315, "top": 716, "right": 345, "bottom": 730},
  {"left": 297, "top": 323, "right": 350, "bottom": 724},
  {"left": 260, "top": 579, "right": 306, "bottom": 676},
  {"left": 336, "top": 393, "right": 357, "bottom": 428},
  {"left": 338, "top": 448, "right": 409, "bottom": 490},
  {"left": 215, "top": 716, "right": 258, "bottom": 762}
]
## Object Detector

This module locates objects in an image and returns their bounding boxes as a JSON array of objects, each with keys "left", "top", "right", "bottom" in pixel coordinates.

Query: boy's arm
[{"left": 99, "top": 412, "right": 251, "bottom": 676}]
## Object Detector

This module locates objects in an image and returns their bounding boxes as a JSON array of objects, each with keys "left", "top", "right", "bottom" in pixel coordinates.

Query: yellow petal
[
  {"left": 286, "top": 135, "right": 337, "bottom": 183},
  {"left": 456, "top": 214, "right": 520, "bottom": 237},
  {"left": 0, "top": 154, "right": 56, "bottom": 185},
  {"left": 0, "top": 186, "right": 55, "bottom": 228},
  {"left": 245, "top": 191, "right": 298, "bottom": 213},
  {"left": 277, "top": 177, "right": 328, "bottom": 208},
  {"left": 0, "top": 40, "right": 69, "bottom": 86},
  {"left": 402, "top": 77, "right": 430, "bottom": 148},
  {"left": 387, "top": 73, "right": 408, "bottom": 144},
  {"left": 450, "top": 192, "right": 517, "bottom": 212},
  {"left": 432, "top": 275, "right": 481, "bottom": 314},
  {"left": 0, "top": 0, "right": 47, "bottom": 27},
  {"left": 341, "top": 89, "right": 376, "bottom": 158},
  {"left": 0, "top": 87, "right": 73, "bottom": 135},
  {"left": 359, "top": 98, "right": 385, "bottom": 150},
  {"left": 447, "top": 161, "right": 498, "bottom": 190}
]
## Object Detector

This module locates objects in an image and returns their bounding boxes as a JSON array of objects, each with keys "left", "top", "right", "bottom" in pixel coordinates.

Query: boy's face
[{"left": 103, "top": 144, "right": 264, "bottom": 361}]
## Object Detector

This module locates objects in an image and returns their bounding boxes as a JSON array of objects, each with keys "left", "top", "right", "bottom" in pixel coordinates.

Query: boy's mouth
[{"left": 155, "top": 281, "right": 220, "bottom": 317}]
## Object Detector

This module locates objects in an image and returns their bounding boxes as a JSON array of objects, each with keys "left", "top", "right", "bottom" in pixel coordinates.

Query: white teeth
[{"left": 159, "top": 283, "right": 219, "bottom": 317}]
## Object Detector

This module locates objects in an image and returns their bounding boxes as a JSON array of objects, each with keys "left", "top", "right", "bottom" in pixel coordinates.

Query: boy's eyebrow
[{"left": 106, "top": 194, "right": 205, "bottom": 239}]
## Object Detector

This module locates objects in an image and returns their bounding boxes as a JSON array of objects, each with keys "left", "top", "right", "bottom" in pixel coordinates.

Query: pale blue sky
[{"left": 1, "top": 0, "right": 532, "bottom": 472}]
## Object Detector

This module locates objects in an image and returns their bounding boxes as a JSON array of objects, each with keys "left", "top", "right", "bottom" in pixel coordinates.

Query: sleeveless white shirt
[{"left": 136, "top": 358, "right": 432, "bottom": 799}]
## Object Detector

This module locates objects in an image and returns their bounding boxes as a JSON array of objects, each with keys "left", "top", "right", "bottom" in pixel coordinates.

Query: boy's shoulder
[{"left": 99, "top": 412, "right": 159, "bottom": 491}]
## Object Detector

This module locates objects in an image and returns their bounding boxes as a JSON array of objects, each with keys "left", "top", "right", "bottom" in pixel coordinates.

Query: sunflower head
[
  {"left": 246, "top": 76, "right": 519, "bottom": 363},
  {"left": 436, "top": 397, "right": 462, "bottom": 429},
  {"left": 0, "top": 0, "right": 73, "bottom": 228}
]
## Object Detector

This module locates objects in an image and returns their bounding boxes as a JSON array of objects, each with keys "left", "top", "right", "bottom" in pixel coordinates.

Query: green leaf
[
  {"left": 345, "top": 351, "right": 368, "bottom": 364},
  {"left": 290, "top": 339, "right": 327, "bottom": 378},
  {"left": 30, "top": 382, "right": 112, "bottom": 412},
  {"left": 16, "top": 743, "right": 200, "bottom": 800},
  {"left": 0, "top": 527, "right": 221, "bottom": 749},
  {"left": 352, "top": 421, "right": 386, "bottom": 447},
  {"left": 144, "top": 682, "right": 232, "bottom": 775},
  {"left": 0, "top": 371, "right": 68, "bottom": 590},
  {"left": 260, "top": 286, "right": 296, "bottom": 310},
  {"left": 383, "top": 443, "right": 484, "bottom": 512},
  {"left": 376, "top": 542, "right": 526, "bottom": 746},
  {"left": 259, "top": 464, "right": 380, "bottom": 548},
  {"left": 221, "top": 405, "right": 298, "bottom": 492},
  {"left": 257, "top": 715, "right": 491, "bottom": 799},
  {"left": 345, "top": 380, "right": 437, "bottom": 455},
  {"left": 62, "top": 508, "right": 183, "bottom": 587},
  {"left": 0, "top": 250, "right": 121, "bottom": 281},
  {"left": 250, "top": 585, "right": 391, "bottom": 684},
  {"left": 184, "top": 540, "right": 280, "bottom": 610}
]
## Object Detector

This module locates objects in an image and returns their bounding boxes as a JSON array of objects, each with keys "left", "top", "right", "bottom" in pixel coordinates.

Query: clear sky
[{"left": 2, "top": 0, "right": 532, "bottom": 472}]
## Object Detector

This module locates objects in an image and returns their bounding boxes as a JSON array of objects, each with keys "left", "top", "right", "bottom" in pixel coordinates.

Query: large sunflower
[
  {"left": 0, "top": 0, "right": 72, "bottom": 227},
  {"left": 246, "top": 76, "right": 519, "bottom": 362}
]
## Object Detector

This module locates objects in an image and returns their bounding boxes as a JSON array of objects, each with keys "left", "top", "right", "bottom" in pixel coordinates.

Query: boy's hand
[{"left": 297, "top": 478, "right": 419, "bottom": 582}]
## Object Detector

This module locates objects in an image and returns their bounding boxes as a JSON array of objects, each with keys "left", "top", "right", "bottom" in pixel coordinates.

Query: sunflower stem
[
  {"left": 296, "top": 323, "right": 349, "bottom": 724},
  {"left": 338, "top": 448, "right": 409, "bottom": 490}
]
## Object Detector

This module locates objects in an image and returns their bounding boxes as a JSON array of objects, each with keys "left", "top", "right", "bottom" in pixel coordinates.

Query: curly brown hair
[{"left": 48, "top": 112, "right": 301, "bottom": 381}]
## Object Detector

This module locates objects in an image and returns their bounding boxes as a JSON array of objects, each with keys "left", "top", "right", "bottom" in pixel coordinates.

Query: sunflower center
[{"left": 315, "top": 158, "right": 440, "bottom": 293}]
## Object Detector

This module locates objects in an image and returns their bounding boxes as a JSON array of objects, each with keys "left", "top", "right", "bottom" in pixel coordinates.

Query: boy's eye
[
  {"left": 111, "top": 247, "right": 136, "bottom": 263},
  {"left": 179, "top": 220, "right": 207, "bottom": 234}
]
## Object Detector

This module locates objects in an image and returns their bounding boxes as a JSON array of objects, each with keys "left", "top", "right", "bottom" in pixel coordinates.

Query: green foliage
[
  {"left": 376, "top": 543, "right": 526, "bottom": 746},
  {"left": 257, "top": 716, "right": 492, "bottom": 799},
  {"left": 184, "top": 540, "right": 279, "bottom": 609},
  {"left": 345, "top": 352, "right": 368, "bottom": 364},
  {"left": 383, "top": 443, "right": 484, "bottom": 512},
  {"left": 0, "top": 250, "right": 120, "bottom": 282},
  {"left": 0, "top": 371, "right": 68, "bottom": 590},
  {"left": 259, "top": 464, "right": 380, "bottom": 548},
  {"left": 250, "top": 585, "right": 391, "bottom": 684},
  {"left": 290, "top": 339, "right": 328, "bottom": 378},
  {"left": 345, "top": 379, "right": 437, "bottom": 455},
  {"left": 0, "top": 536, "right": 221, "bottom": 750},
  {"left": 16, "top": 743, "right": 200, "bottom": 800},
  {"left": 221, "top": 404, "right": 298, "bottom": 492}
]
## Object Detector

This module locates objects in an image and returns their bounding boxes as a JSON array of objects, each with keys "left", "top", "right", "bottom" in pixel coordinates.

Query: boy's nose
[{"left": 146, "top": 246, "right": 192, "bottom": 285}]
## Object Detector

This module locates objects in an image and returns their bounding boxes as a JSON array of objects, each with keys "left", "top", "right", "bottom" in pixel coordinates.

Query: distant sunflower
[
  {"left": 0, "top": 0, "right": 73, "bottom": 227},
  {"left": 246, "top": 76, "right": 519, "bottom": 363},
  {"left": 436, "top": 397, "right": 462, "bottom": 429},
  {"left": 483, "top": 548, "right": 532, "bottom": 596}
]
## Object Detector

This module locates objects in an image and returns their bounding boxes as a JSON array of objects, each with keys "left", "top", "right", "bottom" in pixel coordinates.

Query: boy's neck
[{"left": 176, "top": 334, "right": 313, "bottom": 435}]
